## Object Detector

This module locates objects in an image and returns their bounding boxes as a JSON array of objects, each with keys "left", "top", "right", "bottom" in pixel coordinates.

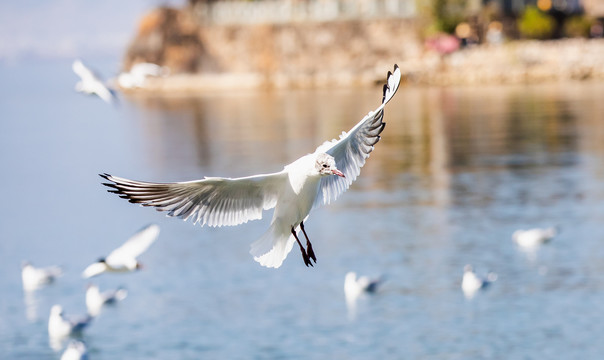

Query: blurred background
[{"left": 1, "top": 1, "right": 604, "bottom": 359}]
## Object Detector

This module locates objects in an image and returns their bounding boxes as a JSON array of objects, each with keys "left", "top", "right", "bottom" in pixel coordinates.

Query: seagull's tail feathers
[{"left": 250, "top": 222, "right": 295, "bottom": 269}]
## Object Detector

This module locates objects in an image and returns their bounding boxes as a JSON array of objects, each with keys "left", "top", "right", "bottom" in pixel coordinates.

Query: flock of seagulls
[
  {"left": 346, "top": 224, "right": 558, "bottom": 311},
  {"left": 461, "top": 226, "right": 559, "bottom": 299},
  {"left": 23, "top": 224, "right": 159, "bottom": 358},
  {"left": 24, "top": 61, "right": 561, "bottom": 357}
]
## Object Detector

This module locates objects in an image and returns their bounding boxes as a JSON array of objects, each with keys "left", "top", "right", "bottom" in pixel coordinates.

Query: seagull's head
[
  {"left": 50, "top": 304, "right": 64, "bottom": 316},
  {"left": 315, "top": 153, "right": 345, "bottom": 178}
]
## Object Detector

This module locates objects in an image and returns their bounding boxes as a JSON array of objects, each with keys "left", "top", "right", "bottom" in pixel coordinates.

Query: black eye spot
[{"left": 322, "top": 164, "right": 328, "bottom": 168}]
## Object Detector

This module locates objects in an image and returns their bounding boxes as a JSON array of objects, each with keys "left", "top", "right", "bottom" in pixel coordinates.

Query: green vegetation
[
  {"left": 564, "top": 16, "right": 593, "bottom": 38},
  {"left": 518, "top": 6, "right": 555, "bottom": 39},
  {"left": 432, "top": 0, "right": 465, "bottom": 34}
]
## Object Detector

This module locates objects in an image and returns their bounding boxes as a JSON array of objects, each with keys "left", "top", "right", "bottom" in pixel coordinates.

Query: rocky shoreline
[
  {"left": 403, "top": 38, "right": 604, "bottom": 86},
  {"left": 125, "top": 37, "right": 604, "bottom": 93}
]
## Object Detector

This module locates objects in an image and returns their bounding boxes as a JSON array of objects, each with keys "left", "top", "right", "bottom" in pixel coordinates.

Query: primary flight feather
[{"left": 101, "top": 65, "right": 401, "bottom": 268}]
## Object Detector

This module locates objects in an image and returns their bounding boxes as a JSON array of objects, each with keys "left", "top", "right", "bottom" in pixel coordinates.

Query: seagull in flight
[
  {"left": 72, "top": 59, "right": 117, "bottom": 104},
  {"left": 82, "top": 224, "right": 160, "bottom": 278},
  {"left": 101, "top": 65, "right": 401, "bottom": 268}
]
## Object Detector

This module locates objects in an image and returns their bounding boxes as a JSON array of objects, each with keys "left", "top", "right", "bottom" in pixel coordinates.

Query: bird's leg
[
  {"left": 291, "top": 227, "right": 312, "bottom": 267},
  {"left": 299, "top": 222, "right": 317, "bottom": 263}
]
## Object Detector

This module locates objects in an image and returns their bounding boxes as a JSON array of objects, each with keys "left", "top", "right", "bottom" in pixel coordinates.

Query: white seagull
[
  {"left": 61, "top": 340, "right": 89, "bottom": 360},
  {"left": 344, "top": 271, "right": 383, "bottom": 300},
  {"left": 101, "top": 65, "right": 401, "bottom": 268},
  {"left": 512, "top": 227, "right": 557, "bottom": 249},
  {"left": 21, "top": 261, "right": 63, "bottom": 291},
  {"left": 117, "top": 62, "right": 168, "bottom": 89},
  {"left": 48, "top": 305, "right": 93, "bottom": 339},
  {"left": 461, "top": 264, "right": 497, "bottom": 299},
  {"left": 86, "top": 283, "right": 128, "bottom": 316},
  {"left": 82, "top": 224, "right": 160, "bottom": 278},
  {"left": 72, "top": 59, "right": 117, "bottom": 104}
]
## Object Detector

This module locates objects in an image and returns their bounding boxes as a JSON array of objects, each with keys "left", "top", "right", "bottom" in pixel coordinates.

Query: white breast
[{"left": 276, "top": 155, "right": 321, "bottom": 227}]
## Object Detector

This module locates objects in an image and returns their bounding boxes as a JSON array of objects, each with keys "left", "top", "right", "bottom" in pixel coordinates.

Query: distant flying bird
[
  {"left": 512, "top": 227, "right": 557, "bottom": 249},
  {"left": 21, "top": 261, "right": 62, "bottom": 291},
  {"left": 117, "top": 62, "right": 168, "bottom": 89},
  {"left": 72, "top": 59, "right": 117, "bottom": 104},
  {"left": 86, "top": 283, "right": 128, "bottom": 316},
  {"left": 344, "top": 271, "right": 383, "bottom": 300},
  {"left": 100, "top": 65, "right": 401, "bottom": 269},
  {"left": 82, "top": 224, "right": 160, "bottom": 278},
  {"left": 461, "top": 264, "right": 497, "bottom": 299},
  {"left": 61, "top": 340, "right": 89, "bottom": 360},
  {"left": 48, "top": 305, "right": 93, "bottom": 339}
]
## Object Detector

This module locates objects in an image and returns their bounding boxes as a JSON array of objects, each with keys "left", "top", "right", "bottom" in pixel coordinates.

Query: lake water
[{"left": 2, "top": 59, "right": 604, "bottom": 359}]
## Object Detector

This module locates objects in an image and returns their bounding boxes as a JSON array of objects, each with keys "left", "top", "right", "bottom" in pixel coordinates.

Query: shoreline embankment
[{"left": 121, "top": 6, "right": 604, "bottom": 93}]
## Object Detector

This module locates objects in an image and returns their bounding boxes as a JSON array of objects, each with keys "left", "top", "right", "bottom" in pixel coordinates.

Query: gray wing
[
  {"left": 314, "top": 65, "right": 401, "bottom": 207},
  {"left": 101, "top": 171, "right": 287, "bottom": 227}
]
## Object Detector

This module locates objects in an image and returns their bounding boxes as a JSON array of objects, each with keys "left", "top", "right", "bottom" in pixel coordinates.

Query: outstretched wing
[
  {"left": 101, "top": 171, "right": 288, "bottom": 227},
  {"left": 72, "top": 59, "right": 95, "bottom": 81},
  {"left": 93, "top": 83, "right": 116, "bottom": 104},
  {"left": 107, "top": 224, "right": 160, "bottom": 262},
  {"left": 313, "top": 64, "right": 401, "bottom": 207},
  {"left": 73, "top": 59, "right": 116, "bottom": 104}
]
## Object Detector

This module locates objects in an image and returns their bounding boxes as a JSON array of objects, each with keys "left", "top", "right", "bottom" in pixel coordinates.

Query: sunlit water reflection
[{"left": 1, "top": 60, "right": 604, "bottom": 359}]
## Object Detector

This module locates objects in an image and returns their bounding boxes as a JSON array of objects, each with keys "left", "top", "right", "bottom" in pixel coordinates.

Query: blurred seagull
[
  {"left": 21, "top": 261, "right": 62, "bottom": 291},
  {"left": 86, "top": 283, "right": 128, "bottom": 316},
  {"left": 117, "top": 62, "right": 168, "bottom": 89},
  {"left": 101, "top": 65, "right": 401, "bottom": 269},
  {"left": 72, "top": 59, "right": 117, "bottom": 104},
  {"left": 344, "top": 271, "right": 383, "bottom": 320},
  {"left": 82, "top": 224, "right": 160, "bottom": 278},
  {"left": 512, "top": 227, "right": 557, "bottom": 249},
  {"left": 461, "top": 264, "right": 497, "bottom": 299},
  {"left": 344, "top": 271, "right": 383, "bottom": 300},
  {"left": 61, "top": 340, "right": 89, "bottom": 360},
  {"left": 48, "top": 305, "right": 93, "bottom": 339}
]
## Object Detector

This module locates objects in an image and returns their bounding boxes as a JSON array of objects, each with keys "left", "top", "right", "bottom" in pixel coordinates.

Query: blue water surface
[{"left": 1, "top": 59, "right": 604, "bottom": 359}]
